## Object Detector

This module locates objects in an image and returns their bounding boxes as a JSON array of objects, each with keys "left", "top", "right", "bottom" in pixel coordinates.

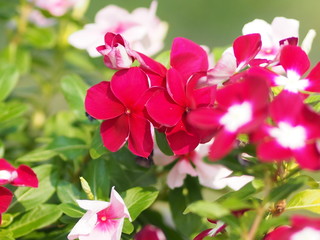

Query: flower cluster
[
  {"left": 85, "top": 19, "right": 320, "bottom": 173},
  {"left": 0, "top": 158, "right": 38, "bottom": 224}
]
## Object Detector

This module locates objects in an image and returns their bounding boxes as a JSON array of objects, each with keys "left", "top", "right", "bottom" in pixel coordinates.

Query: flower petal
[
  {"left": 128, "top": 114, "right": 153, "bottom": 158},
  {"left": 0, "top": 186, "right": 13, "bottom": 213},
  {"left": 167, "top": 160, "right": 197, "bottom": 189},
  {"left": 257, "top": 140, "right": 292, "bottom": 162},
  {"left": 108, "top": 187, "right": 131, "bottom": 220},
  {"left": 166, "top": 120, "right": 200, "bottom": 155},
  {"left": 209, "top": 131, "right": 237, "bottom": 161},
  {"left": 67, "top": 211, "right": 99, "bottom": 240},
  {"left": 77, "top": 200, "right": 110, "bottom": 212},
  {"left": 85, "top": 81, "right": 125, "bottom": 120},
  {"left": 233, "top": 33, "right": 261, "bottom": 69},
  {"left": 187, "top": 107, "right": 222, "bottom": 130},
  {"left": 146, "top": 88, "right": 184, "bottom": 127},
  {"left": 280, "top": 45, "right": 310, "bottom": 76},
  {"left": 111, "top": 67, "right": 150, "bottom": 108},
  {"left": 305, "top": 62, "right": 320, "bottom": 92},
  {"left": 166, "top": 68, "right": 187, "bottom": 106},
  {"left": 11, "top": 165, "right": 38, "bottom": 188},
  {"left": 170, "top": 37, "right": 208, "bottom": 79},
  {"left": 294, "top": 143, "right": 320, "bottom": 170},
  {"left": 100, "top": 115, "right": 130, "bottom": 152}
]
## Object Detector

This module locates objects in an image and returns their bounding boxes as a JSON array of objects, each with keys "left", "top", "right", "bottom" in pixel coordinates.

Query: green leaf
[
  {"left": 25, "top": 27, "right": 56, "bottom": 49},
  {"left": 89, "top": 127, "right": 108, "bottom": 159},
  {"left": 0, "top": 139, "right": 4, "bottom": 158},
  {"left": 60, "top": 74, "right": 89, "bottom": 116},
  {"left": 0, "top": 101, "right": 28, "bottom": 124},
  {"left": 268, "top": 176, "right": 307, "bottom": 202},
  {"left": 122, "top": 219, "right": 134, "bottom": 234},
  {"left": 57, "top": 180, "right": 81, "bottom": 203},
  {"left": 59, "top": 203, "right": 85, "bottom": 218},
  {"left": 123, "top": 186, "right": 159, "bottom": 221},
  {"left": 155, "top": 50, "right": 170, "bottom": 68},
  {"left": 287, "top": 189, "right": 320, "bottom": 214},
  {"left": 0, "top": 229, "right": 14, "bottom": 240},
  {"left": 0, "top": 65, "right": 19, "bottom": 101},
  {"left": 155, "top": 130, "right": 174, "bottom": 156},
  {"left": 0, "top": 213, "right": 14, "bottom": 227},
  {"left": 8, "top": 204, "right": 62, "bottom": 238},
  {"left": 184, "top": 200, "right": 229, "bottom": 219},
  {"left": 9, "top": 164, "right": 57, "bottom": 212},
  {"left": 17, "top": 149, "right": 57, "bottom": 162}
]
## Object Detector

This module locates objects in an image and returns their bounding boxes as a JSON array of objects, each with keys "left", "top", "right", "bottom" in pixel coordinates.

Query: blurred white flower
[
  {"left": 32, "top": 0, "right": 79, "bottom": 17},
  {"left": 68, "top": 1, "right": 168, "bottom": 57}
]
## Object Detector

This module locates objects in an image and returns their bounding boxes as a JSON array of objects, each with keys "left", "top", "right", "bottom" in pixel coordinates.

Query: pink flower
[
  {"left": 194, "top": 220, "right": 226, "bottom": 240},
  {"left": 68, "top": 1, "right": 168, "bottom": 57},
  {"left": 0, "top": 186, "right": 13, "bottom": 225},
  {"left": 85, "top": 67, "right": 153, "bottom": 157},
  {"left": 68, "top": 187, "right": 131, "bottom": 240},
  {"left": 134, "top": 225, "right": 166, "bottom": 240},
  {"left": 0, "top": 158, "right": 38, "bottom": 188},
  {"left": 33, "top": 0, "right": 79, "bottom": 17},
  {"left": 146, "top": 37, "right": 216, "bottom": 154},
  {"left": 252, "top": 91, "right": 320, "bottom": 170},
  {"left": 188, "top": 75, "right": 270, "bottom": 160},
  {"left": 264, "top": 215, "right": 320, "bottom": 240}
]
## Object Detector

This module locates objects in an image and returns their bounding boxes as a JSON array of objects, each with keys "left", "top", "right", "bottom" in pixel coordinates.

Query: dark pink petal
[
  {"left": 134, "top": 225, "right": 166, "bottom": 240},
  {"left": 270, "top": 91, "right": 304, "bottom": 123},
  {"left": 111, "top": 67, "right": 150, "bottom": 108},
  {"left": 294, "top": 143, "right": 320, "bottom": 170},
  {"left": 233, "top": 34, "right": 261, "bottom": 68},
  {"left": 100, "top": 115, "right": 130, "bottom": 152},
  {"left": 0, "top": 186, "right": 13, "bottom": 213},
  {"left": 279, "top": 37, "right": 298, "bottom": 46},
  {"left": 170, "top": 37, "right": 208, "bottom": 79},
  {"left": 166, "top": 119, "right": 199, "bottom": 155},
  {"left": 166, "top": 68, "right": 187, "bottom": 106},
  {"left": 128, "top": 114, "right": 153, "bottom": 158},
  {"left": 280, "top": 45, "right": 310, "bottom": 76},
  {"left": 85, "top": 81, "right": 125, "bottom": 120},
  {"left": 247, "top": 66, "right": 278, "bottom": 87},
  {"left": 257, "top": 140, "right": 292, "bottom": 162},
  {"left": 194, "top": 229, "right": 214, "bottom": 240},
  {"left": 263, "top": 226, "right": 291, "bottom": 240},
  {"left": 144, "top": 70, "right": 166, "bottom": 87},
  {"left": 291, "top": 215, "right": 320, "bottom": 229},
  {"left": 12, "top": 165, "right": 38, "bottom": 188},
  {"left": 187, "top": 107, "right": 222, "bottom": 130},
  {"left": 0, "top": 159, "right": 15, "bottom": 172},
  {"left": 305, "top": 62, "right": 320, "bottom": 92},
  {"left": 209, "top": 131, "right": 237, "bottom": 161},
  {"left": 133, "top": 52, "right": 167, "bottom": 77},
  {"left": 146, "top": 88, "right": 184, "bottom": 127},
  {"left": 186, "top": 73, "right": 216, "bottom": 108}
]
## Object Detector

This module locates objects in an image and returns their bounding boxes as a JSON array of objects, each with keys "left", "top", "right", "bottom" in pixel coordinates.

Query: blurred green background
[{"left": 86, "top": 0, "right": 320, "bottom": 63}]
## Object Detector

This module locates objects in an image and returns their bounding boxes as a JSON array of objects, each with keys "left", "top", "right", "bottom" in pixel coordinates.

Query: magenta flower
[
  {"left": 252, "top": 91, "right": 320, "bottom": 170},
  {"left": 264, "top": 215, "right": 320, "bottom": 240},
  {"left": 146, "top": 37, "right": 216, "bottom": 154},
  {"left": 68, "top": 187, "right": 131, "bottom": 240},
  {"left": 269, "top": 45, "right": 320, "bottom": 93},
  {"left": 85, "top": 67, "right": 153, "bottom": 157},
  {"left": 189, "top": 75, "right": 270, "bottom": 160},
  {"left": 194, "top": 220, "right": 226, "bottom": 240},
  {"left": 0, "top": 158, "right": 38, "bottom": 188},
  {"left": 134, "top": 225, "right": 166, "bottom": 240},
  {"left": 0, "top": 186, "right": 13, "bottom": 225}
]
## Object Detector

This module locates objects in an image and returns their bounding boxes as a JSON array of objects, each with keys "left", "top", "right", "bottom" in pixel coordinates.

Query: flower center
[
  {"left": 125, "top": 109, "right": 131, "bottom": 115},
  {"left": 220, "top": 101, "right": 252, "bottom": 132},
  {"left": 0, "top": 170, "right": 18, "bottom": 182},
  {"left": 269, "top": 122, "right": 306, "bottom": 149},
  {"left": 274, "top": 70, "right": 309, "bottom": 93}
]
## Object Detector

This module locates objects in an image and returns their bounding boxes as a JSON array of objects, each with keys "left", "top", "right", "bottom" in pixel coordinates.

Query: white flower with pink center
[
  {"left": 68, "top": 1, "right": 168, "bottom": 57},
  {"left": 68, "top": 187, "right": 131, "bottom": 240}
]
